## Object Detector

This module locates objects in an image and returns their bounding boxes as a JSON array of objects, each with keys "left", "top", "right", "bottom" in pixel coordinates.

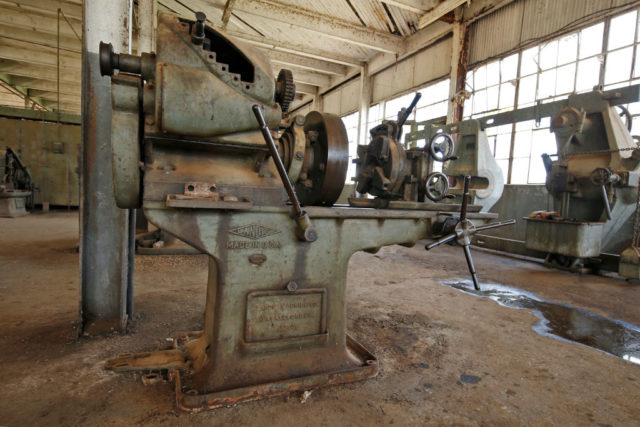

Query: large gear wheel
[{"left": 275, "top": 69, "right": 296, "bottom": 112}]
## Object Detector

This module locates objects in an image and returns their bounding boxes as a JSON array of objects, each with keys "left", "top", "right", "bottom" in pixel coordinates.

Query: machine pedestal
[
  {"left": 0, "top": 190, "right": 30, "bottom": 217},
  {"left": 619, "top": 247, "right": 640, "bottom": 279},
  {"left": 174, "top": 334, "right": 377, "bottom": 412}
]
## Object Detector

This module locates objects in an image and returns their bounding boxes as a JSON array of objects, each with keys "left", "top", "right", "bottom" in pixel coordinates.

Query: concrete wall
[{"left": 0, "top": 116, "right": 80, "bottom": 207}]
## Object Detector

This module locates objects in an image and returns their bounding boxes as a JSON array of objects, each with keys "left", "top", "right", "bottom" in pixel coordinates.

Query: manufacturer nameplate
[
  {"left": 228, "top": 223, "right": 281, "bottom": 250},
  {"left": 245, "top": 290, "right": 326, "bottom": 342}
]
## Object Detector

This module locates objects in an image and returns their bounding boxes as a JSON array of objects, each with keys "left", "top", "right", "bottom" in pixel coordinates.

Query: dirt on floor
[{"left": 1, "top": 211, "right": 639, "bottom": 426}]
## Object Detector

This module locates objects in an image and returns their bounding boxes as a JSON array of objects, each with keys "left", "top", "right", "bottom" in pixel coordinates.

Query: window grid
[{"left": 465, "top": 8, "right": 640, "bottom": 184}]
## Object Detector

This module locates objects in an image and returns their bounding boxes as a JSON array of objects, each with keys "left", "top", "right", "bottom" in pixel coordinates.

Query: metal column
[
  {"left": 80, "top": 0, "right": 133, "bottom": 335},
  {"left": 357, "top": 63, "right": 371, "bottom": 146},
  {"left": 138, "top": 0, "right": 157, "bottom": 52}
]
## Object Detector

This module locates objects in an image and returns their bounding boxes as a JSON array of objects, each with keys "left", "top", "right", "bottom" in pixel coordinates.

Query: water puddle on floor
[{"left": 443, "top": 281, "right": 640, "bottom": 366}]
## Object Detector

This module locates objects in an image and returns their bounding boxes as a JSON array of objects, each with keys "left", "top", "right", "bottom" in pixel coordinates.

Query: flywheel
[{"left": 296, "top": 111, "right": 349, "bottom": 206}]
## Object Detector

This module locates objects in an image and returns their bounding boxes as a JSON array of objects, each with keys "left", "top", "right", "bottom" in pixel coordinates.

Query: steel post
[{"left": 80, "top": 0, "right": 133, "bottom": 335}]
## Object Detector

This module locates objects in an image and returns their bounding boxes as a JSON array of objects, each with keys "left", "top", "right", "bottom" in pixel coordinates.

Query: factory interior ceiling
[{"left": 0, "top": 0, "right": 505, "bottom": 115}]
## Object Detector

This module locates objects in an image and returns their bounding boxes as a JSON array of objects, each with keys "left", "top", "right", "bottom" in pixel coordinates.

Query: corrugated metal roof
[{"left": 469, "top": 0, "right": 639, "bottom": 65}]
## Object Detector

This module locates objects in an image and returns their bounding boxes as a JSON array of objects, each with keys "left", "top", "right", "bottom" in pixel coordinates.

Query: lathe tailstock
[{"left": 101, "top": 12, "right": 505, "bottom": 411}]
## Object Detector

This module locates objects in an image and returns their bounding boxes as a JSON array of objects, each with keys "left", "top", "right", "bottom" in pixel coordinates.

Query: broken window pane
[
  {"left": 521, "top": 46, "right": 539, "bottom": 76},
  {"left": 539, "top": 40, "right": 559, "bottom": 70}
]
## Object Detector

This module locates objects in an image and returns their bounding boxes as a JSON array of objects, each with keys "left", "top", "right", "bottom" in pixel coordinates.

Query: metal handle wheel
[
  {"left": 425, "top": 172, "right": 450, "bottom": 202},
  {"left": 428, "top": 133, "right": 455, "bottom": 162}
]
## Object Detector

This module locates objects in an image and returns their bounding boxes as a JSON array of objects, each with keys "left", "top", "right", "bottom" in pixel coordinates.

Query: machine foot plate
[{"left": 174, "top": 334, "right": 378, "bottom": 412}]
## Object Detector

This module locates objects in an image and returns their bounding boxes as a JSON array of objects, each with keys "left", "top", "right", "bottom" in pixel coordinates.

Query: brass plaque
[{"left": 245, "top": 290, "right": 326, "bottom": 342}]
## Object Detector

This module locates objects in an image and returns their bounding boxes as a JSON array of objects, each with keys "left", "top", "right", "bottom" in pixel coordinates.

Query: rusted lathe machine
[{"left": 100, "top": 12, "right": 512, "bottom": 411}]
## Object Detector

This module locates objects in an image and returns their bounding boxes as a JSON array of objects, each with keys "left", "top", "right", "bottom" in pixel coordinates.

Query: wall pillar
[
  {"left": 138, "top": 0, "right": 157, "bottom": 53},
  {"left": 312, "top": 86, "right": 324, "bottom": 112},
  {"left": 447, "top": 19, "right": 470, "bottom": 123},
  {"left": 80, "top": 0, "right": 133, "bottom": 335},
  {"left": 357, "top": 63, "right": 371, "bottom": 146}
]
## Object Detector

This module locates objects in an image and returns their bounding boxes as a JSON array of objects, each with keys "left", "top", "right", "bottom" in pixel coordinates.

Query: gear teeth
[{"left": 276, "top": 69, "right": 296, "bottom": 112}]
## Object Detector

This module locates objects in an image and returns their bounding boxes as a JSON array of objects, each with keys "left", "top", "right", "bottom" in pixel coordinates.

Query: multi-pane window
[{"left": 465, "top": 8, "right": 640, "bottom": 184}]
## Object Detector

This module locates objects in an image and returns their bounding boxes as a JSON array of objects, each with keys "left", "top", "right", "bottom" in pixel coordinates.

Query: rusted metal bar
[{"left": 252, "top": 104, "right": 303, "bottom": 218}]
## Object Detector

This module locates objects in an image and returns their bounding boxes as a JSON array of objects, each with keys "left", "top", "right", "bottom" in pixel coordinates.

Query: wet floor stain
[{"left": 443, "top": 281, "right": 640, "bottom": 366}]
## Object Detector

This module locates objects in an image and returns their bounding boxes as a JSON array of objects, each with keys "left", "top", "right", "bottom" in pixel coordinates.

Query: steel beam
[
  {"left": 0, "top": 3, "right": 81, "bottom": 39},
  {"left": 418, "top": 0, "right": 468, "bottom": 29},
  {"left": 0, "top": 60, "right": 81, "bottom": 84},
  {"left": 267, "top": 50, "right": 348, "bottom": 76},
  {"left": 377, "top": 0, "right": 432, "bottom": 14},
  {"left": 5, "top": 0, "right": 83, "bottom": 21},
  {"left": 8, "top": 77, "right": 79, "bottom": 96},
  {"left": 274, "top": 66, "right": 331, "bottom": 87},
  {"left": 0, "top": 40, "right": 80, "bottom": 71},
  {"left": 294, "top": 82, "right": 316, "bottom": 96},
  {"left": 192, "top": 0, "right": 402, "bottom": 53},
  {"left": 80, "top": 0, "right": 133, "bottom": 335},
  {"left": 0, "top": 26, "right": 80, "bottom": 54}
]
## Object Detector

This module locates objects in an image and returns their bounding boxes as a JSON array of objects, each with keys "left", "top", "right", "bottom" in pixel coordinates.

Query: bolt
[
  {"left": 295, "top": 115, "right": 305, "bottom": 126},
  {"left": 295, "top": 151, "right": 304, "bottom": 160},
  {"left": 287, "top": 281, "right": 298, "bottom": 292}
]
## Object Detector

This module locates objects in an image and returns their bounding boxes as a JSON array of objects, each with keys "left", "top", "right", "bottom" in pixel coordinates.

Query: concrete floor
[{"left": 1, "top": 211, "right": 639, "bottom": 426}]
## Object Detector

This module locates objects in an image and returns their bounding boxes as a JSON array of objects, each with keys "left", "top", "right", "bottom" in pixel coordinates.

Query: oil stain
[{"left": 443, "top": 281, "right": 640, "bottom": 366}]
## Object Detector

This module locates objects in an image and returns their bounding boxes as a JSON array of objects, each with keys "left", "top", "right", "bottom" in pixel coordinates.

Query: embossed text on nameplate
[{"left": 245, "top": 289, "right": 326, "bottom": 342}]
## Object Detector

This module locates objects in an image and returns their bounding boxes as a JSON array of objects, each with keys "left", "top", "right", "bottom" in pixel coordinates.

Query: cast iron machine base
[{"left": 100, "top": 11, "right": 503, "bottom": 411}]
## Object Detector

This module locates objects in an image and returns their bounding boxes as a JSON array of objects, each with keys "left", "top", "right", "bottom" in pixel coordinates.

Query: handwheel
[
  {"left": 425, "top": 172, "right": 450, "bottom": 201},
  {"left": 425, "top": 176, "right": 516, "bottom": 290},
  {"left": 428, "top": 133, "right": 455, "bottom": 162},
  {"left": 616, "top": 105, "right": 633, "bottom": 132}
]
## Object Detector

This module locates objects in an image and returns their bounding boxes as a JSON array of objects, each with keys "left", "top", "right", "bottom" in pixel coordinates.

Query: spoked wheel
[{"left": 425, "top": 176, "right": 516, "bottom": 290}]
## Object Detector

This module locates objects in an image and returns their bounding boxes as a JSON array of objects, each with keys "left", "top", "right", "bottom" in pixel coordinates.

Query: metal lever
[
  {"left": 425, "top": 176, "right": 516, "bottom": 290},
  {"left": 396, "top": 92, "right": 422, "bottom": 141},
  {"left": 601, "top": 185, "right": 613, "bottom": 220},
  {"left": 252, "top": 105, "right": 317, "bottom": 242}
]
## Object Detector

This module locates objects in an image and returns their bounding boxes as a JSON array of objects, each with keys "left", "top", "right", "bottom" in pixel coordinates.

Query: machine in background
[
  {"left": 406, "top": 87, "right": 640, "bottom": 280},
  {"left": 99, "top": 12, "right": 512, "bottom": 411},
  {"left": 0, "top": 147, "right": 34, "bottom": 217}
]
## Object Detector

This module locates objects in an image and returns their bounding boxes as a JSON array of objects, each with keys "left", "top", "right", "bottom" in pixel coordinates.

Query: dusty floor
[{"left": 1, "top": 211, "right": 639, "bottom": 426}]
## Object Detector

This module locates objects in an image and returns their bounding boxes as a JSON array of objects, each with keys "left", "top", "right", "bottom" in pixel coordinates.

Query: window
[{"left": 464, "top": 8, "right": 640, "bottom": 184}]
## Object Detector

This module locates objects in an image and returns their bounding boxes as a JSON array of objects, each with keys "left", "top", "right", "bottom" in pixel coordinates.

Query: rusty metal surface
[
  {"left": 99, "top": 10, "right": 499, "bottom": 410},
  {"left": 173, "top": 334, "right": 378, "bottom": 412},
  {"left": 296, "top": 111, "right": 349, "bottom": 206}
]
